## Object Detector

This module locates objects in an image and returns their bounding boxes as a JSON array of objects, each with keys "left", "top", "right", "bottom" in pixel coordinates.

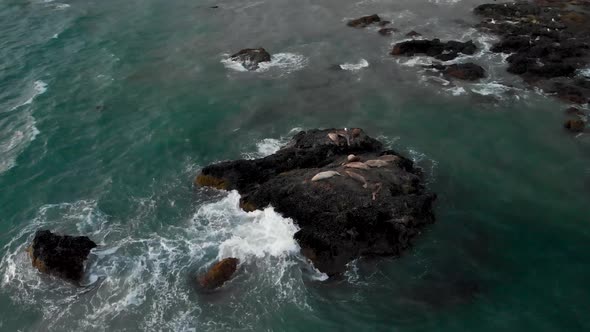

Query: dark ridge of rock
[
  {"left": 378, "top": 20, "right": 391, "bottom": 27},
  {"left": 198, "top": 257, "right": 239, "bottom": 290},
  {"left": 564, "top": 118, "right": 586, "bottom": 132},
  {"left": 406, "top": 30, "right": 422, "bottom": 38},
  {"left": 347, "top": 14, "right": 381, "bottom": 28},
  {"left": 565, "top": 107, "right": 584, "bottom": 116},
  {"left": 378, "top": 28, "right": 398, "bottom": 36},
  {"left": 196, "top": 129, "right": 436, "bottom": 276},
  {"left": 229, "top": 48, "right": 271, "bottom": 71},
  {"left": 27, "top": 230, "right": 96, "bottom": 283},
  {"left": 474, "top": 1, "right": 590, "bottom": 104},
  {"left": 430, "top": 63, "right": 486, "bottom": 81},
  {"left": 390, "top": 39, "right": 476, "bottom": 61}
]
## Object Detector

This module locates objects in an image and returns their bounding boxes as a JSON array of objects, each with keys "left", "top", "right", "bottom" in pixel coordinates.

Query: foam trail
[
  {"left": 340, "top": 59, "right": 369, "bottom": 71},
  {"left": 222, "top": 53, "right": 308, "bottom": 74}
]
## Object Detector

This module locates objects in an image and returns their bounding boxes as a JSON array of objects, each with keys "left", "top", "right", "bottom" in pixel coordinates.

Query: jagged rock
[
  {"left": 229, "top": 48, "right": 271, "bottom": 71},
  {"left": 198, "top": 258, "right": 239, "bottom": 289},
  {"left": 196, "top": 129, "right": 436, "bottom": 276},
  {"left": 391, "top": 39, "right": 476, "bottom": 61},
  {"left": 406, "top": 30, "right": 422, "bottom": 38},
  {"left": 27, "top": 230, "right": 96, "bottom": 283},
  {"left": 347, "top": 14, "right": 381, "bottom": 28}
]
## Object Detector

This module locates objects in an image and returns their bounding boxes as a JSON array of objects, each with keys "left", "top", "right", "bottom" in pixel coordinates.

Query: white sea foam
[
  {"left": 242, "top": 127, "right": 303, "bottom": 159},
  {"left": 578, "top": 68, "right": 590, "bottom": 78},
  {"left": 340, "top": 59, "right": 369, "bottom": 71},
  {"left": 222, "top": 52, "right": 308, "bottom": 75},
  {"left": 0, "top": 186, "right": 320, "bottom": 330},
  {"left": 0, "top": 81, "right": 46, "bottom": 174},
  {"left": 10, "top": 80, "right": 48, "bottom": 112},
  {"left": 448, "top": 86, "right": 467, "bottom": 96},
  {"left": 471, "top": 82, "right": 513, "bottom": 96}
]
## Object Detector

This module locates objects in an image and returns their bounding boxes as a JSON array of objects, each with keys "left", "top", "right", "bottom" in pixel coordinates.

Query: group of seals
[
  {"left": 310, "top": 153, "right": 401, "bottom": 200},
  {"left": 326, "top": 128, "right": 362, "bottom": 147}
]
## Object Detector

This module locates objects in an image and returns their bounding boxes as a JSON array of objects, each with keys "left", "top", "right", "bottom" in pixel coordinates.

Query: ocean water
[{"left": 1, "top": 0, "right": 589, "bottom": 331}]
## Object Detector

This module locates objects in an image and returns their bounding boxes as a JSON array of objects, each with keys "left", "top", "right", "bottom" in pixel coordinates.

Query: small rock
[
  {"left": 565, "top": 107, "right": 584, "bottom": 116},
  {"left": 406, "top": 30, "right": 422, "bottom": 38},
  {"left": 378, "top": 20, "right": 391, "bottom": 27},
  {"left": 564, "top": 119, "right": 586, "bottom": 132},
  {"left": 229, "top": 48, "right": 271, "bottom": 71},
  {"left": 378, "top": 28, "right": 398, "bottom": 36},
  {"left": 198, "top": 257, "right": 239, "bottom": 290},
  {"left": 28, "top": 230, "right": 96, "bottom": 283},
  {"left": 347, "top": 14, "right": 381, "bottom": 28},
  {"left": 443, "top": 63, "right": 486, "bottom": 81}
]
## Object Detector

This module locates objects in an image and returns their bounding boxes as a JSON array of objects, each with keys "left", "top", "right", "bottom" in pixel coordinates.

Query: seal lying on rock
[
  {"left": 196, "top": 129, "right": 436, "bottom": 276},
  {"left": 27, "top": 230, "right": 96, "bottom": 283},
  {"left": 311, "top": 171, "right": 341, "bottom": 182}
]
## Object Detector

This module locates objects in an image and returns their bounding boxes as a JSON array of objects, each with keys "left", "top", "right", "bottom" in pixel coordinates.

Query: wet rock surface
[
  {"left": 391, "top": 39, "right": 477, "bottom": 61},
  {"left": 229, "top": 48, "right": 271, "bottom": 71},
  {"left": 474, "top": 1, "right": 590, "bottom": 104},
  {"left": 196, "top": 129, "right": 436, "bottom": 276},
  {"left": 347, "top": 14, "right": 381, "bottom": 28},
  {"left": 430, "top": 63, "right": 486, "bottom": 81},
  {"left": 198, "top": 257, "right": 239, "bottom": 290},
  {"left": 27, "top": 230, "right": 96, "bottom": 283}
]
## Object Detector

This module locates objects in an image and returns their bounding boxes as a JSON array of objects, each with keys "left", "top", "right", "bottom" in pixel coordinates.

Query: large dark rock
[
  {"left": 196, "top": 129, "right": 436, "bottom": 276},
  {"left": 27, "top": 230, "right": 96, "bottom": 283},
  {"left": 198, "top": 257, "right": 239, "bottom": 290},
  {"left": 347, "top": 14, "right": 381, "bottom": 28},
  {"left": 391, "top": 39, "right": 476, "bottom": 61},
  {"left": 229, "top": 48, "right": 271, "bottom": 71},
  {"left": 474, "top": 1, "right": 590, "bottom": 104}
]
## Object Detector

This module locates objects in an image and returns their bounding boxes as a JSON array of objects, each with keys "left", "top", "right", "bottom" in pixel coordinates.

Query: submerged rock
[
  {"left": 198, "top": 257, "right": 239, "bottom": 289},
  {"left": 378, "top": 28, "right": 398, "bottom": 36},
  {"left": 474, "top": 1, "right": 590, "bottom": 104},
  {"left": 347, "top": 14, "right": 381, "bottom": 28},
  {"left": 196, "top": 129, "right": 436, "bottom": 276},
  {"left": 229, "top": 48, "right": 271, "bottom": 71},
  {"left": 564, "top": 118, "right": 586, "bottom": 132},
  {"left": 27, "top": 230, "right": 96, "bottom": 283},
  {"left": 433, "top": 63, "right": 486, "bottom": 81},
  {"left": 391, "top": 39, "right": 476, "bottom": 61}
]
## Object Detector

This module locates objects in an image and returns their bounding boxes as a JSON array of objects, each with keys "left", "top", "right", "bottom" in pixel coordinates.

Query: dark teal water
[{"left": 1, "top": 0, "right": 590, "bottom": 331}]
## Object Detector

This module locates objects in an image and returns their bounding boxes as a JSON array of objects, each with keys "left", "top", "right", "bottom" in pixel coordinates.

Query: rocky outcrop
[
  {"left": 391, "top": 39, "right": 477, "bottom": 61},
  {"left": 198, "top": 257, "right": 239, "bottom": 290},
  {"left": 347, "top": 14, "right": 381, "bottom": 28},
  {"left": 229, "top": 48, "right": 271, "bottom": 71},
  {"left": 27, "top": 230, "right": 96, "bottom": 283},
  {"left": 474, "top": 1, "right": 590, "bottom": 104},
  {"left": 196, "top": 129, "right": 436, "bottom": 276},
  {"left": 430, "top": 63, "right": 486, "bottom": 81}
]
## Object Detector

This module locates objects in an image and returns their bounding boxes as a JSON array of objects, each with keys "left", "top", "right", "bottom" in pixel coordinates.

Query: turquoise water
[{"left": 1, "top": 0, "right": 590, "bottom": 331}]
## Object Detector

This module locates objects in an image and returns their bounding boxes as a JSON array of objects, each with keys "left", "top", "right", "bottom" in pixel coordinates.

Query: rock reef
[
  {"left": 474, "top": 1, "right": 590, "bottom": 104},
  {"left": 198, "top": 257, "right": 239, "bottom": 290},
  {"left": 196, "top": 129, "right": 436, "bottom": 276},
  {"left": 391, "top": 39, "right": 477, "bottom": 61},
  {"left": 27, "top": 230, "right": 96, "bottom": 283}
]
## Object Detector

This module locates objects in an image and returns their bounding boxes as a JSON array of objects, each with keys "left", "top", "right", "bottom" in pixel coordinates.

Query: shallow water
[{"left": 1, "top": 0, "right": 589, "bottom": 331}]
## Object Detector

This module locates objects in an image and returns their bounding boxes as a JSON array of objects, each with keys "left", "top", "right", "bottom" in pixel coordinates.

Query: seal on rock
[
  {"left": 345, "top": 162, "right": 370, "bottom": 170},
  {"left": 345, "top": 170, "right": 368, "bottom": 188},
  {"left": 365, "top": 159, "right": 390, "bottom": 168},
  {"left": 311, "top": 171, "right": 341, "bottom": 182},
  {"left": 348, "top": 154, "right": 361, "bottom": 162}
]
